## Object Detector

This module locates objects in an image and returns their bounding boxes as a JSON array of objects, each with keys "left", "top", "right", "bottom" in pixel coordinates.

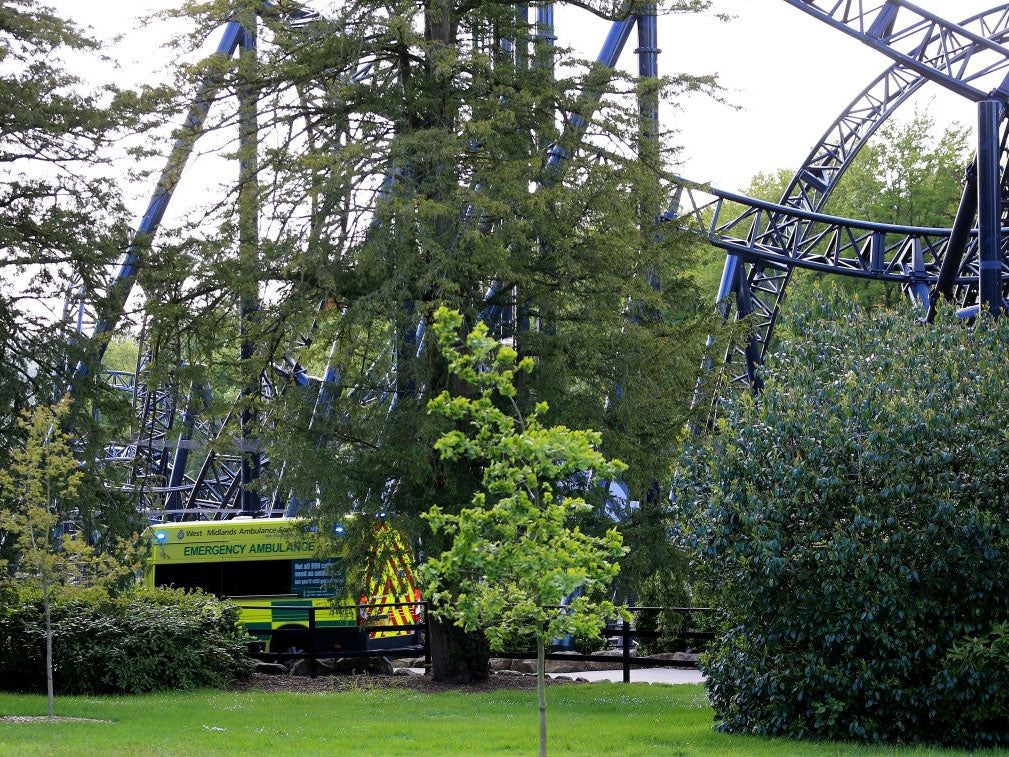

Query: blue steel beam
[
  {"left": 669, "top": 177, "right": 1009, "bottom": 285},
  {"left": 707, "top": 4, "right": 1009, "bottom": 389},
  {"left": 926, "top": 161, "right": 978, "bottom": 322},
  {"left": 978, "top": 98, "right": 1004, "bottom": 315},
  {"left": 780, "top": 1, "right": 1009, "bottom": 102},
  {"left": 74, "top": 22, "right": 244, "bottom": 378}
]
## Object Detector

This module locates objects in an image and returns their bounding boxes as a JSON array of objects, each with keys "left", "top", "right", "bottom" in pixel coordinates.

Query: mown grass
[{"left": 0, "top": 683, "right": 1004, "bottom": 756}]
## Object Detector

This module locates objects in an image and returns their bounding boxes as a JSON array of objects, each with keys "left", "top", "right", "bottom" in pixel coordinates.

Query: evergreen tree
[
  {"left": 0, "top": 1, "right": 150, "bottom": 551},
  {"left": 142, "top": 0, "right": 720, "bottom": 678}
]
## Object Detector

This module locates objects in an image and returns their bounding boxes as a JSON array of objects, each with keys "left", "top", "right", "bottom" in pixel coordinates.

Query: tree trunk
[
  {"left": 428, "top": 616, "right": 490, "bottom": 683},
  {"left": 537, "top": 635, "right": 547, "bottom": 757},
  {"left": 43, "top": 578, "right": 54, "bottom": 718}
]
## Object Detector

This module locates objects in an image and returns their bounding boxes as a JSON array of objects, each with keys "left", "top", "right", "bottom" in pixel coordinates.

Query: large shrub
[
  {"left": 0, "top": 586, "right": 253, "bottom": 694},
  {"left": 676, "top": 306, "right": 1009, "bottom": 746}
]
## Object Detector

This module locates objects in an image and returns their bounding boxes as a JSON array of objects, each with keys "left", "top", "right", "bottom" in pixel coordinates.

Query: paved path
[
  {"left": 403, "top": 667, "right": 705, "bottom": 684},
  {"left": 549, "top": 667, "right": 704, "bottom": 685}
]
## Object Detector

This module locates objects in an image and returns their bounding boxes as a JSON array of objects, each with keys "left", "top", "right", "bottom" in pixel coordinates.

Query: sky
[{"left": 47, "top": 0, "right": 1004, "bottom": 212}]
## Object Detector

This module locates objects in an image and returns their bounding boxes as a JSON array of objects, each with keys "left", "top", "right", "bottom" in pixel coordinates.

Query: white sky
[{"left": 47, "top": 0, "right": 1003, "bottom": 216}]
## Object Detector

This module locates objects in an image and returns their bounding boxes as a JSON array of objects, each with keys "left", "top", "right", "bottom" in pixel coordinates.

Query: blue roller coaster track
[{"left": 60, "top": 1, "right": 1009, "bottom": 521}]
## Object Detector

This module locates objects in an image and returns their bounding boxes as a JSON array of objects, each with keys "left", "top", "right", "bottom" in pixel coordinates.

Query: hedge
[
  {"left": 0, "top": 586, "right": 253, "bottom": 694},
  {"left": 677, "top": 307, "right": 1009, "bottom": 746}
]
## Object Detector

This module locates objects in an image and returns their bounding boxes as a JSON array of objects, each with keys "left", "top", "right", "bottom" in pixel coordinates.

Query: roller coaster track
[
  {"left": 701, "top": 3, "right": 1009, "bottom": 389},
  {"left": 69, "top": 2, "right": 1009, "bottom": 519}
]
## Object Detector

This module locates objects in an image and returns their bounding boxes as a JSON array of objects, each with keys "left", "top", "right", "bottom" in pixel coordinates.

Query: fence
[
  {"left": 240, "top": 600, "right": 429, "bottom": 678},
  {"left": 242, "top": 601, "right": 715, "bottom": 681}
]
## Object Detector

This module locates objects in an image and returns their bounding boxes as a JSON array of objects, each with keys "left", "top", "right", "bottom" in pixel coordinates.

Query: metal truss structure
[{"left": 61, "top": 1, "right": 1009, "bottom": 521}]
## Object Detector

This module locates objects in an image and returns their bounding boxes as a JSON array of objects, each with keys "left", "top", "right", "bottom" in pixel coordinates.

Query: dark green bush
[
  {"left": 0, "top": 586, "right": 253, "bottom": 694},
  {"left": 934, "top": 623, "right": 1009, "bottom": 747},
  {"left": 676, "top": 307, "right": 1009, "bottom": 746}
]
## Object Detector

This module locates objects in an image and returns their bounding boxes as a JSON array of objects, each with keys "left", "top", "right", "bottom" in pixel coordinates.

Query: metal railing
[
  {"left": 239, "top": 600, "right": 429, "bottom": 678},
  {"left": 241, "top": 601, "right": 714, "bottom": 681}
]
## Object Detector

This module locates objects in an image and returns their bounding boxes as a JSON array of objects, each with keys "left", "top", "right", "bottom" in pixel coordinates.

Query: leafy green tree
[
  {"left": 135, "top": 0, "right": 720, "bottom": 676},
  {"left": 0, "top": 1, "right": 155, "bottom": 554},
  {"left": 825, "top": 109, "right": 969, "bottom": 228},
  {"left": 0, "top": 1, "right": 145, "bottom": 417},
  {"left": 421, "top": 307, "right": 627, "bottom": 756},
  {"left": 676, "top": 303, "right": 1009, "bottom": 746},
  {"left": 0, "top": 401, "right": 141, "bottom": 717}
]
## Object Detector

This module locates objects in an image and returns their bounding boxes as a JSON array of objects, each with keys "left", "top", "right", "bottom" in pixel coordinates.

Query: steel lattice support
[{"left": 68, "top": 1, "right": 1009, "bottom": 519}]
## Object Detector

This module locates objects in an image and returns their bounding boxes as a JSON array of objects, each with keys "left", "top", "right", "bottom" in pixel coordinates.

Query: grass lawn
[{"left": 0, "top": 682, "right": 1003, "bottom": 756}]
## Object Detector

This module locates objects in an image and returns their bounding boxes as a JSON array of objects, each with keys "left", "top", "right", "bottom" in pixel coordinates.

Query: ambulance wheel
[{"left": 270, "top": 627, "right": 309, "bottom": 667}]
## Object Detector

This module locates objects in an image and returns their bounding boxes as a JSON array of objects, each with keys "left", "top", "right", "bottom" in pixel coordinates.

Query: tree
[
  {"left": 675, "top": 303, "right": 1009, "bottom": 746},
  {"left": 0, "top": 401, "right": 140, "bottom": 717},
  {"left": 133, "top": 0, "right": 720, "bottom": 677},
  {"left": 0, "top": 1, "right": 145, "bottom": 417},
  {"left": 421, "top": 307, "right": 627, "bottom": 757},
  {"left": 0, "top": 2, "right": 154, "bottom": 554}
]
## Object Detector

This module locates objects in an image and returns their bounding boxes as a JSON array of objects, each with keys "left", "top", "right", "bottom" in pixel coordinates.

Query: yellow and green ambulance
[{"left": 142, "top": 517, "right": 421, "bottom": 654}]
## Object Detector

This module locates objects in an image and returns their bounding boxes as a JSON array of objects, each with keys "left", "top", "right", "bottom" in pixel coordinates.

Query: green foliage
[
  {"left": 421, "top": 307, "right": 629, "bottom": 754},
  {"left": 0, "top": 1, "right": 142, "bottom": 437},
  {"left": 0, "top": 401, "right": 145, "bottom": 714},
  {"left": 633, "top": 568, "right": 690, "bottom": 655},
  {"left": 0, "top": 401, "right": 141, "bottom": 594},
  {"left": 935, "top": 622, "right": 1009, "bottom": 748},
  {"left": 144, "top": 0, "right": 716, "bottom": 557},
  {"left": 0, "top": 585, "right": 253, "bottom": 695},
  {"left": 676, "top": 305, "right": 1009, "bottom": 746},
  {"left": 422, "top": 308, "right": 628, "bottom": 648}
]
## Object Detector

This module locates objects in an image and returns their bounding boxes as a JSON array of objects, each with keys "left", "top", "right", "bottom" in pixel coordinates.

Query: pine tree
[{"left": 141, "top": 0, "right": 720, "bottom": 679}]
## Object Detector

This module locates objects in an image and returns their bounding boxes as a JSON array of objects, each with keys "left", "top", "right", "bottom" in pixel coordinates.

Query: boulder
[
  {"left": 544, "top": 661, "right": 584, "bottom": 674},
  {"left": 512, "top": 659, "right": 538, "bottom": 675},
  {"left": 641, "top": 651, "right": 700, "bottom": 665},
  {"left": 254, "top": 661, "right": 289, "bottom": 675},
  {"left": 391, "top": 657, "right": 426, "bottom": 668},
  {"left": 289, "top": 656, "right": 394, "bottom": 677}
]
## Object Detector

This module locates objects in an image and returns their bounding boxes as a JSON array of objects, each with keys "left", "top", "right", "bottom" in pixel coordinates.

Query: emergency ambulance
[{"left": 142, "top": 518, "right": 422, "bottom": 654}]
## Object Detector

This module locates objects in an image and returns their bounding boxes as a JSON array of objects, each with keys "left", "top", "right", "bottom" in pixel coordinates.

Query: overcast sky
[{"left": 49, "top": 0, "right": 1003, "bottom": 200}]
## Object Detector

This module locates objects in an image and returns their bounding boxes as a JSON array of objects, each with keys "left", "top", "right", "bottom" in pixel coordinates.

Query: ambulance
[{"left": 142, "top": 518, "right": 422, "bottom": 654}]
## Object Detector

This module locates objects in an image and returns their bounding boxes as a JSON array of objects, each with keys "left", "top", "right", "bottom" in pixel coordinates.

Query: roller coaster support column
[
  {"left": 636, "top": 5, "right": 658, "bottom": 173},
  {"left": 636, "top": 6, "right": 662, "bottom": 302},
  {"left": 978, "top": 97, "right": 1003, "bottom": 317},
  {"left": 238, "top": 5, "right": 262, "bottom": 514},
  {"left": 926, "top": 160, "right": 977, "bottom": 323},
  {"left": 73, "top": 22, "right": 243, "bottom": 378}
]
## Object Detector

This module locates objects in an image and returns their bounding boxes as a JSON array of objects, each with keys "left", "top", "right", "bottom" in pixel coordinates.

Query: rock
[
  {"left": 254, "top": 661, "right": 289, "bottom": 675},
  {"left": 512, "top": 659, "right": 538, "bottom": 674},
  {"left": 494, "top": 669, "right": 530, "bottom": 677},
  {"left": 641, "top": 651, "right": 700, "bottom": 664},
  {"left": 337, "top": 656, "right": 395, "bottom": 676},
  {"left": 490, "top": 658, "right": 514, "bottom": 672},
  {"left": 289, "top": 656, "right": 394, "bottom": 677},
  {"left": 393, "top": 667, "right": 422, "bottom": 676},
  {"left": 288, "top": 658, "right": 328, "bottom": 677},
  {"left": 391, "top": 657, "right": 426, "bottom": 668},
  {"left": 544, "top": 661, "right": 584, "bottom": 674},
  {"left": 586, "top": 660, "right": 624, "bottom": 671}
]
